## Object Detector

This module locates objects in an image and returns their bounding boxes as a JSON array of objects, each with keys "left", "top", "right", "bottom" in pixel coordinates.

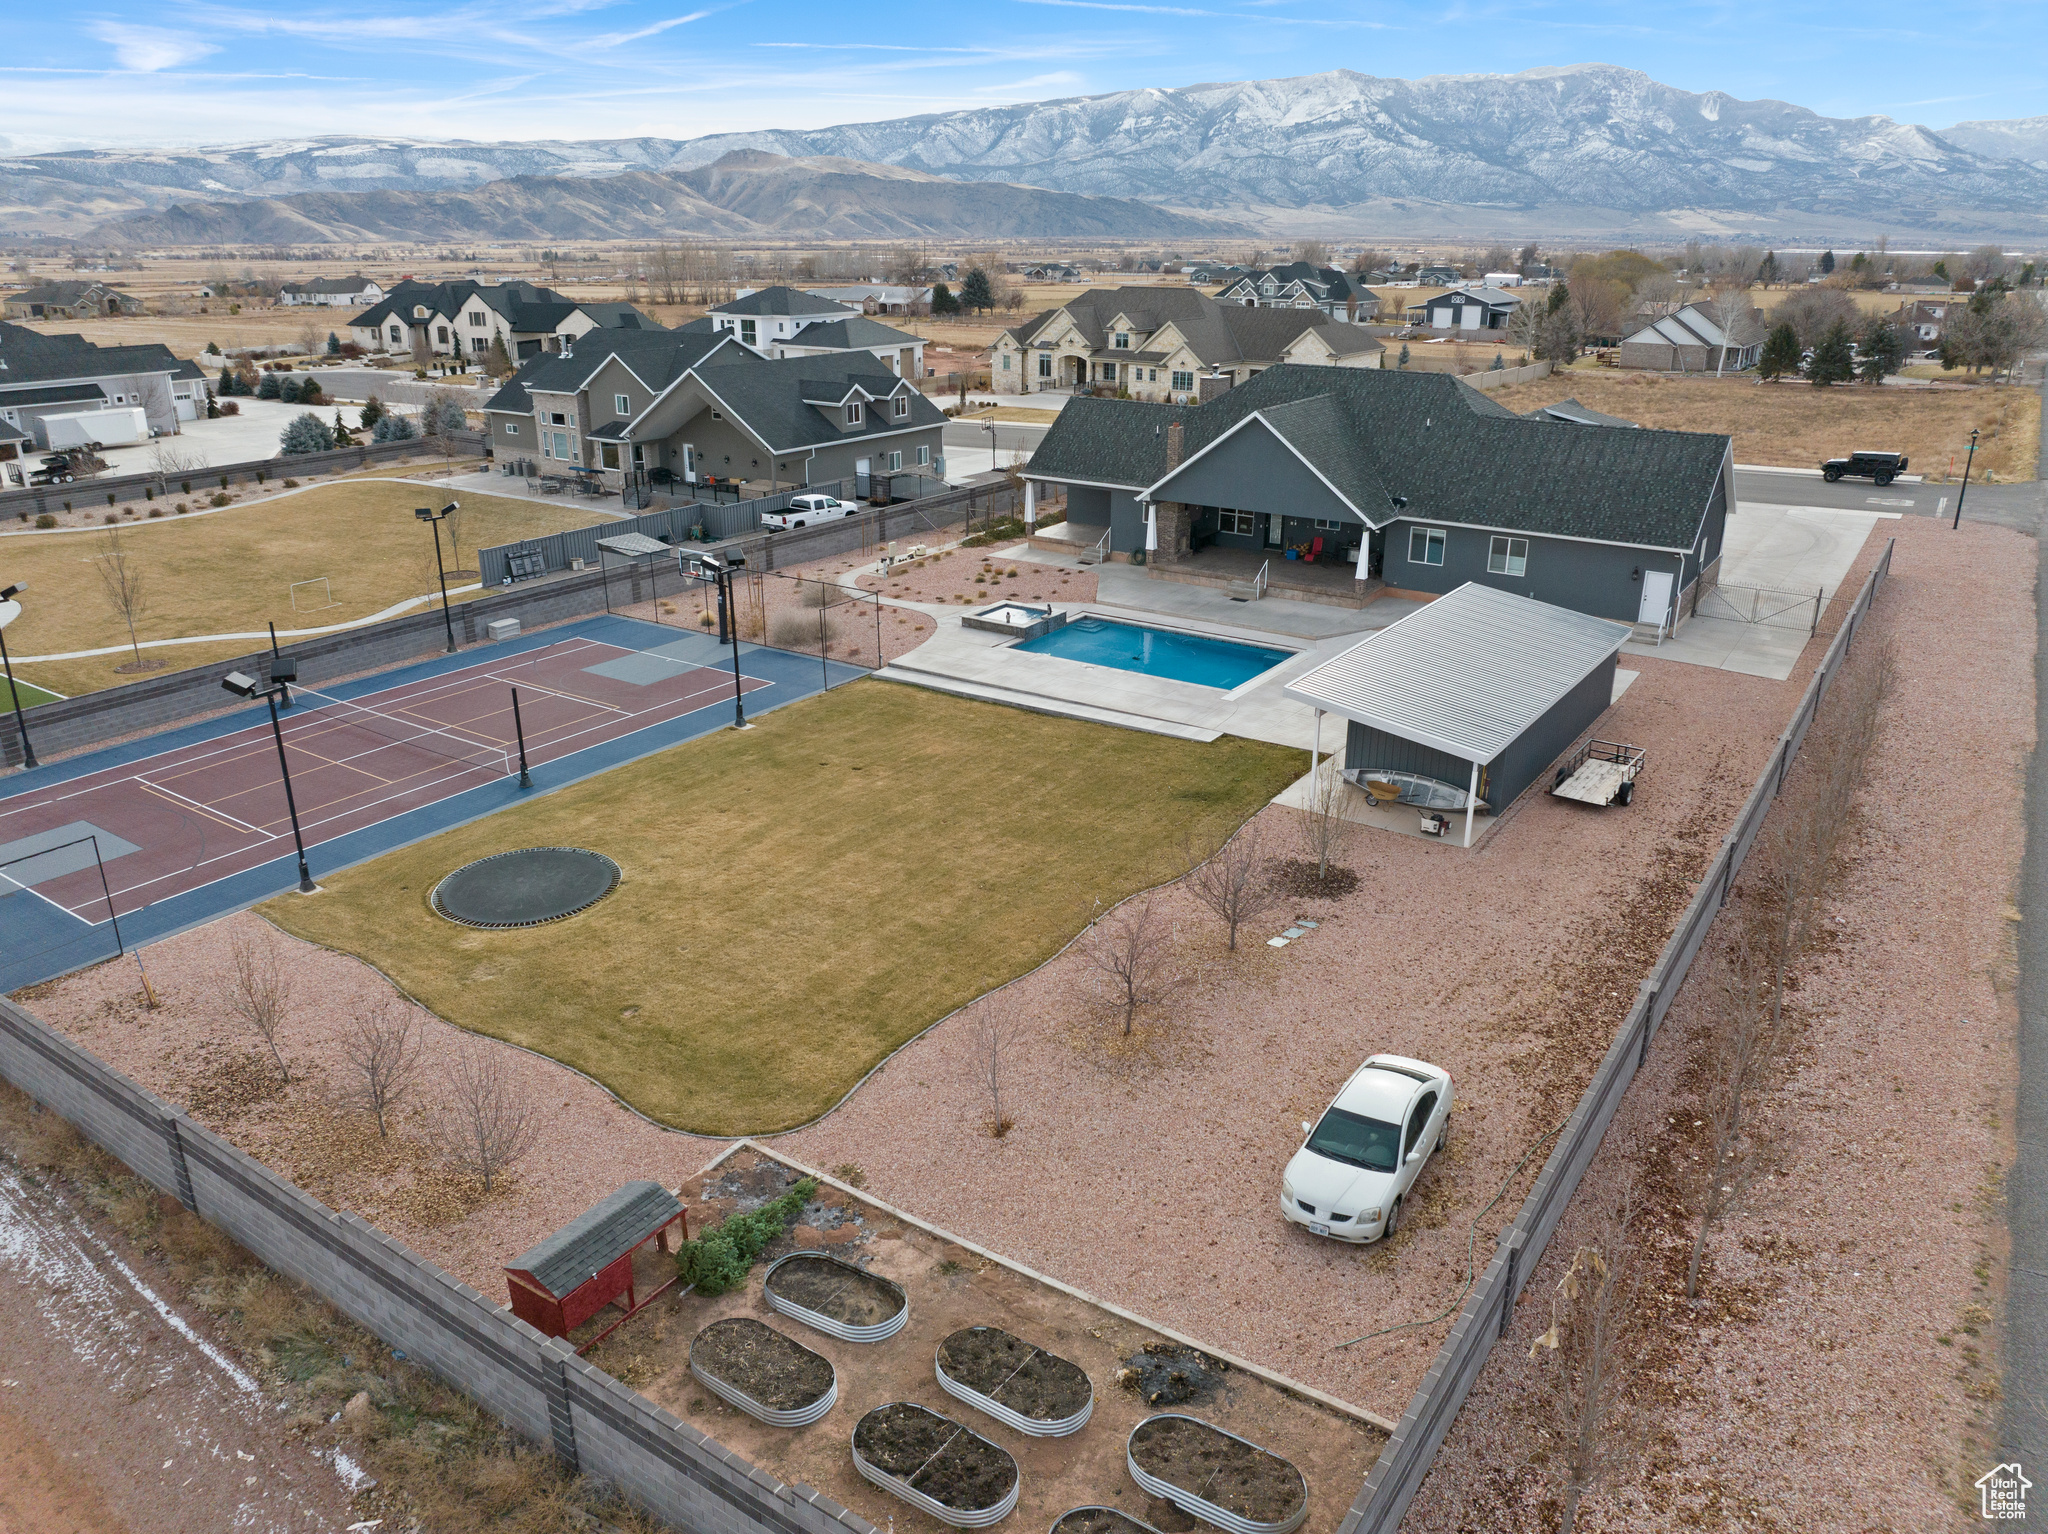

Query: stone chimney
[
  {"left": 1165, "top": 419, "right": 1183, "bottom": 471},
  {"left": 1156, "top": 419, "right": 1190, "bottom": 564}
]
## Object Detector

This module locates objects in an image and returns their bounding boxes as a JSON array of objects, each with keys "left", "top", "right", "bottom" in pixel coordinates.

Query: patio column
[
  {"left": 1355, "top": 528, "right": 1371, "bottom": 582},
  {"left": 1024, "top": 480, "right": 1037, "bottom": 530},
  {"left": 1144, "top": 499, "right": 1158, "bottom": 553},
  {"left": 1464, "top": 758, "right": 1479, "bottom": 848}
]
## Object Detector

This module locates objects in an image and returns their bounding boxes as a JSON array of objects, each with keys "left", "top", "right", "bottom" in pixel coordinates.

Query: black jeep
[{"left": 1821, "top": 450, "right": 1908, "bottom": 486}]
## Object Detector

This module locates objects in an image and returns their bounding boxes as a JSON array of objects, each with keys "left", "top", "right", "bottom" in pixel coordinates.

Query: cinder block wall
[{"left": 0, "top": 995, "right": 875, "bottom": 1534}]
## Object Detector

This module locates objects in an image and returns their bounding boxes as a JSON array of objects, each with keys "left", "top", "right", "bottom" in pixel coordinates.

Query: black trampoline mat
[{"left": 431, "top": 847, "right": 621, "bottom": 928}]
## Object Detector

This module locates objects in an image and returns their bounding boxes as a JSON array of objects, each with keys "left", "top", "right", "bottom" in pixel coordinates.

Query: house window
[
  {"left": 469, "top": 311, "right": 486, "bottom": 327},
  {"left": 549, "top": 411, "right": 567, "bottom": 425},
  {"left": 1488, "top": 536, "right": 1528, "bottom": 577},
  {"left": 1219, "top": 510, "right": 1256, "bottom": 536},
  {"left": 892, "top": 395, "right": 909, "bottom": 418},
  {"left": 888, "top": 450, "right": 902, "bottom": 472},
  {"left": 916, "top": 444, "right": 930, "bottom": 466},
  {"left": 1038, "top": 355, "right": 1052, "bottom": 378},
  {"left": 1312, "top": 518, "right": 1346, "bottom": 533},
  {"left": 503, "top": 421, "right": 520, "bottom": 436},
  {"left": 600, "top": 443, "right": 620, "bottom": 469},
  {"left": 437, "top": 326, "right": 449, "bottom": 343},
  {"left": 615, "top": 394, "right": 630, "bottom": 416},
  {"left": 550, "top": 431, "right": 571, "bottom": 460},
  {"left": 388, "top": 325, "right": 402, "bottom": 344},
  {"left": 1101, "top": 362, "right": 1117, "bottom": 382},
  {"left": 1147, "top": 369, "right": 1157, "bottom": 382},
  {"left": 470, "top": 337, "right": 487, "bottom": 355},
  {"left": 1001, "top": 353, "right": 1012, "bottom": 370},
  {"left": 1114, "top": 332, "right": 1130, "bottom": 349},
  {"left": 846, "top": 401, "right": 864, "bottom": 425},
  {"left": 1171, "top": 370, "right": 1194, "bottom": 391},
  {"left": 740, "top": 319, "right": 757, "bottom": 345},
  {"left": 1409, "top": 527, "right": 1445, "bottom": 566}
]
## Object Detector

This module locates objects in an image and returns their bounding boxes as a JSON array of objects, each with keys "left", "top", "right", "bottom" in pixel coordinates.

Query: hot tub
[{"left": 962, "top": 602, "right": 1066, "bottom": 640}]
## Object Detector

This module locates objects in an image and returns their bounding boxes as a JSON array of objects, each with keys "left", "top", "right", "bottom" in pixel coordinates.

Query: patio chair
[{"left": 1306, "top": 536, "right": 1324, "bottom": 564}]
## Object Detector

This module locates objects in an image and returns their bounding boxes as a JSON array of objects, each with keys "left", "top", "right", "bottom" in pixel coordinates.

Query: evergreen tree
[
  {"left": 1758, "top": 251, "right": 1779, "bottom": 287},
  {"left": 297, "top": 377, "right": 323, "bottom": 406},
  {"left": 205, "top": 340, "right": 221, "bottom": 356},
  {"left": 256, "top": 371, "right": 282, "bottom": 400},
  {"left": 1547, "top": 281, "right": 1572, "bottom": 314},
  {"left": 931, "top": 282, "right": 960, "bottom": 315},
  {"left": 1818, "top": 250, "right": 1836, "bottom": 275},
  {"left": 218, "top": 362, "right": 235, "bottom": 395},
  {"left": 278, "top": 376, "right": 302, "bottom": 403},
  {"left": 960, "top": 267, "right": 994, "bottom": 314},
  {"left": 359, "top": 395, "right": 386, "bottom": 430},
  {"left": 1858, "top": 316, "right": 1906, "bottom": 382},
  {"left": 1757, "top": 322, "right": 1802, "bottom": 381},
  {"left": 1489, "top": 351, "right": 1504, "bottom": 370},
  {"left": 486, "top": 333, "right": 513, "bottom": 378},
  {"left": 333, "top": 409, "right": 352, "bottom": 444},
  {"left": 278, "top": 412, "right": 335, "bottom": 455},
  {"left": 1807, "top": 318, "right": 1855, "bottom": 385},
  {"left": 1397, "top": 343, "right": 1410, "bottom": 369},
  {"left": 325, "top": 331, "right": 341, "bottom": 355},
  {"left": 372, "top": 413, "right": 417, "bottom": 443}
]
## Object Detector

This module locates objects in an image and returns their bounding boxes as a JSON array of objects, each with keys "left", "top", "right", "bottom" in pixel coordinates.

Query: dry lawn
[
  {"left": 4, "top": 479, "right": 611, "bottom": 699},
  {"left": 1487, "top": 370, "right": 2040, "bottom": 481},
  {"left": 262, "top": 681, "right": 1302, "bottom": 1134}
]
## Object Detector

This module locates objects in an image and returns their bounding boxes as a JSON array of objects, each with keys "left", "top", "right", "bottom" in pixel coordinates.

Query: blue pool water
[{"left": 1013, "top": 617, "right": 1291, "bottom": 690}]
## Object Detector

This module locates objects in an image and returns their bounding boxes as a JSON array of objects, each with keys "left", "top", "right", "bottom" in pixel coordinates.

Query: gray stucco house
[
  {"left": 484, "top": 326, "right": 946, "bottom": 490},
  {"left": 1024, "top": 364, "right": 1733, "bottom": 635}
]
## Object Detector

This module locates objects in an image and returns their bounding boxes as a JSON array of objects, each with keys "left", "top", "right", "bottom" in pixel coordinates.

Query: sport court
[{"left": 0, "top": 618, "right": 857, "bottom": 989}]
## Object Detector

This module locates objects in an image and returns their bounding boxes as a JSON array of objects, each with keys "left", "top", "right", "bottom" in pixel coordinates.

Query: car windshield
[{"left": 1305, "top": 1106, "right": 1401, "bottom": 1173}]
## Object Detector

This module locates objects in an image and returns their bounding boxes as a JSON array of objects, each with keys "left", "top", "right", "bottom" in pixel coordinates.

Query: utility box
[
  {"left": 486, "top": 618, "right": 521, "bottom": 643},
  {"left": 42, "top": 407, "right": 149, "bottom": 450}
]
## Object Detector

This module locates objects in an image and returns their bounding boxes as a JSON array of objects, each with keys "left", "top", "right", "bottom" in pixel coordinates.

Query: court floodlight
[{"left": 223, "top": 671, "right": 261, "bottom": 698}]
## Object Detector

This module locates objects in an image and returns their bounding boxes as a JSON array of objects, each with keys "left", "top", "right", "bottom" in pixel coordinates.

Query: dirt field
[
  {"left": 592, "top": 1145, "right": 1383, "bottom": 1534},
  {"left": 1407, "top": 512, "right": 2032, "bottom": 1531},
  {"left": 1487, "top": 370, "right": 2040, "bottom": 481}
]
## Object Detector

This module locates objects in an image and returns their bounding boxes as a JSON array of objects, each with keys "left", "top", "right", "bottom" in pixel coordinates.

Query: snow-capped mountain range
[{"left": 8, "top": 65, "right": 2047, "bottom": 241}]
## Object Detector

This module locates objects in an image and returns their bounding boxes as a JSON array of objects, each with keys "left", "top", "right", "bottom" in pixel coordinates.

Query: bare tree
[
  {"left": 220, "top": 926, "right": 294, "bottom": 1085},
  {"left": 969, "top": 997, "right": 1015, "bottom": 1137},
  {"left": 1531, "top": 1188, "right": 1645, "bottom": 1534},
  {"left": 1706, "top": 281, "right": 1763, "bottom": 376},
  {"left": 1182, "top": 819, "right": 1280, "bottom": 950},
  {"left": 1293, "top": 758, "right": 1355, "bottom": 887},
  {"left": 1683, "top": 928, "right": 1784, "bottom": 1298},
  {"left": 339, "top": 998, "right": 424, "bottom": 1137},
  {"left": 1292, "top": 239, "right": 1330, "bottom": 267},
  {"left": 432, "top": 1037, "right": 542, "bottom": 1191},
  {"left": 1081, "top": 896, "right": 1185, "bottom": 1039},
  {"left": 93, "top": 526, "right": 151, "bottom": 668}
]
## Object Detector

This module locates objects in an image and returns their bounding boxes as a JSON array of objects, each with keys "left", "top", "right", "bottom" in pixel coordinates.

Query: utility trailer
[{"left": 1550, "top": 740, "right": 1645, "bottom": 808}]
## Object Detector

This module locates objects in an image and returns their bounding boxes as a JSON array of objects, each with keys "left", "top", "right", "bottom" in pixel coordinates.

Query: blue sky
[{"left": 1, "top": 0, "right": 2040, "bottom": 152}]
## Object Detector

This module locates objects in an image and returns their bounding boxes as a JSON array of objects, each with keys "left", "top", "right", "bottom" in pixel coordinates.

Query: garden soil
[
  {"left": 853, "top": 1402, "right": 1016, "bottom": 1512},
  {"left": 938, "top": 1325, "right": 1091, "bottom": 1420},
  {"left": 691, "top": 1318, "right": 833, "bottom": 1412},
  {"left": 765, "top": 1253, "right": 906, "bottom": 1329},
  {"left": 1130, "top": 1415, "right": 1307, "bottom": 1525}
]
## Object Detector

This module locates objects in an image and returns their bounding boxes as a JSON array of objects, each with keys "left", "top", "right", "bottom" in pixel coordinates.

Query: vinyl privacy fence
[{"left": 1339, "top": 537, "right": 1895, "bottom": 1533}]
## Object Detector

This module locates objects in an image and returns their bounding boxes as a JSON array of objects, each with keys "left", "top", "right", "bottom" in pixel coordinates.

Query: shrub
[
  {"left": 144, "top": 486, "right": 155, "bottom": 500},
  {"left": 210, "top": 492, "right": 231, "bottom": 507},
  {"left": 180, "top": 480, "right": 191, "bottom": 494},
  {"left": 372, "top": 413, "right": 417, "bottom": 443},
  {"left": 219, "top": 400, "right": 239, "bottom": 416},
  {"left": 103, "top": 513, "right": 118, "bottom": 524},
  {"left": 279, "top": 412, "right": 335, "bottom": 456},
  {"left": 174, "top": 503, "right": 188, "bottom": 514},
  {"left": 672, "top": 1178, "right": 817, "bottom": 1295},
  {"left": 298, "top": 378, "right": 323, "bottom": 407},
  {"left": 35, "top": 514, "right": 56, "bottom": 529},
  {"left": 278, "top": 377, "right": 302, "bottom": 403},
  {"left": 283, "top": 478, "right": 299, "bottom": 489},
  {"left": 256, "top": 372, "right": 282, "bottom": 400},
  {"left": 769, "top": 607, "right": 837, "bottom": 647},
  {"left": 107, "top": 493, "right": 117, "bottom": 506},
  {"left": 147, "top": 506, "right": 162, "bottom": 517}
]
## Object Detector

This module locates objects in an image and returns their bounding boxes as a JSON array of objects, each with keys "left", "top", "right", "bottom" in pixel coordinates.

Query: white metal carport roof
[{"left": 1284, "top": 582, "right": 1631, "bottom": 765}]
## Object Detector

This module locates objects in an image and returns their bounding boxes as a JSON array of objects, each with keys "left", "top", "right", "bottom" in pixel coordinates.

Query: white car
[
  {"left": 1280, "top": 1054, "right": 1454, "bottom": 1243},
  {"left": 760, "top": 493, "right": 860, "bottom": 531}
]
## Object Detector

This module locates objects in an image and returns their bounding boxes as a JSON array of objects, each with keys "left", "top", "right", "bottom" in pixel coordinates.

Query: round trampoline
[{"left": 431, "top": 847, "right": 621, "bottom": 929}]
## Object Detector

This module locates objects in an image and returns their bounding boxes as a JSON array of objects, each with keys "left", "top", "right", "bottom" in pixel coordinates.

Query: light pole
[
  {"left": 0, "top": 582, "right": 37, "bottom": 770},
  {"left": 415, "top": 501, "right": 460, "bottom": 651},
  {"left": 697, "top": 552, "right": 750, "bottom": 729},
  {"left": 222, "top": 670, "right": 316, "bottom": 893},
  {"left": 1952, "top": 428, "right": 1980, "bottom": 530}
]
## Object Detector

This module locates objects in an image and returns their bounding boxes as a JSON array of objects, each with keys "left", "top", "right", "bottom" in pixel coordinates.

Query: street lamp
[
  {"left": 0, "top": 582, "right": 37, "bottom": 770},
  {"left": 696, "top": 552, "right": 750, "bottom": 729},
  {"left": 1952, "top": 428, "right": 1980, "bottom": 530},
  {"left": 222, "top": 670, "right": 316, "bottom": 893},
  {"left": 415, "top": 501, "right": 460, "bottom": 651}
]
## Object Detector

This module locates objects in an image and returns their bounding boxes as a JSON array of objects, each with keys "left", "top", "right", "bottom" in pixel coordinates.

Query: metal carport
[{"left": 1284, "top": 582, "right": 1631, "bottom": 846}]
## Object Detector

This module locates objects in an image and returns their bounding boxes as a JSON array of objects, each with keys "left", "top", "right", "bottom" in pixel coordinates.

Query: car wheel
[
  {"left": 794, "top": 520, "right": 806, "bottom": 528},
  {"left": 1616, "top": 779, "right": 1634, "bottom": 807},
  {"left": 1875, "top": 470, "right": 1894, "bottom": 486},
  {"left": 1383, "top": 1198, "right": 1402, "bottom": 1239},
  {"left": 1823, "top": 467, "right": 1842, "bottom": 482},
  {"left": 1436, "top": 1119, "right": 1449, "bottom": 1156}
]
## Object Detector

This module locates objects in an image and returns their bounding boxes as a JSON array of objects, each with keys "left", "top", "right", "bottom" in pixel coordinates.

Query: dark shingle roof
[
  {"left": 0, "top": 322, "right": 191, "bottom": 389},
  {"left": 0, "top": 382, "right": 109, "bottom": 408},
  {"left": 495, "top": 327, "right": 725, "bottom": 404},
  {"left": 355, "top": 280, "right": 652, "bottom": 336},
  {"left": 783, "top": 316, "right": 920, "bottom": 350},
  {"left": 1523, "top": 397, "right": 1640, "bottom": 429},
  {"left": 483, "top": 377, "right": 531, "bottom": 413},
  {"left": 505, "top": 1181, "right": 682, "bottom": 1301},
  {"left": 1006, "top": 286, "right": 1360, "bottom": 369},
  {"left": 1031, "top": 364, "right": 1726, "bottom": 551},
  {"left": 713, "top": 286, "right": 856, "bottom": 318},
  {"left": 694, "top": 352, "right": 946, "bottom": 451}
]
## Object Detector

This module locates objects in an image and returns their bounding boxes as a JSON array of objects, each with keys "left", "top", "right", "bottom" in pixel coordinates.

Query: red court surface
[{"left": 0, "top": 637, "right": 766, "bottom": 920}]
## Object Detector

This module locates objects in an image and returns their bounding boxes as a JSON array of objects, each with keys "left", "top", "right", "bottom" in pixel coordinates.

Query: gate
[{"left": 1695, "top": 581, "right": 1823, "bottom": 635}]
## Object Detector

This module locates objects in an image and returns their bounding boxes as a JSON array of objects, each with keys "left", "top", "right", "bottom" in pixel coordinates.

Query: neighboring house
[
  {"left": 1891, "top": 275, "right": 1952, "bottom": 294},
  {"left": 1483, "top": 272, "right": 1524, "bottom": 288},
  {"left": 1416, "top": 266, "right": 1463, "bottom": 286},
  {"left": 2, "top": 281, "right": 144, "bottom": 320},
  {"left": 1893, "top": 298, "right": 1956, "bottom": 352},
  {"left": 349, "top": 280, "right": 655, "bottom": 362},
  {"left": 280, "top": 275, "right": 385, "bottom": 308},
  {"left": 797, "top": 284, "right": 932, "bottom": 316},
  {"left": 991, "top": 286, "right": 1381, "bottom": 400},
  {"left": 0, "top": 322, "right": 206, "bottom": 444},
  {"left": 707, "top": 286, "right": 856, "bottom": 349},
  {"left": 1022, "top": 264, "right": 1084, "bottom": 283},
  {"left": 1412, "top": 286, "right": 1521, "bottom": 332},
  {"left": 766, "top": 315, "right": 924, "bottom": 378},
  {"left": 1617, "top": 303, "right": 1762, "bottom": 373},
  {"left": 1521, "top": 397, "right": 1640, "bottom": 428},
  {"left": 1022, "top": 363, "right": 1731, "bottom": 636},
  {"left": 483, "top": 327, "right": 946, "bottom": 489},
  {"left": 1214, "top": 262, "right": 1380, "bottom": 322}
]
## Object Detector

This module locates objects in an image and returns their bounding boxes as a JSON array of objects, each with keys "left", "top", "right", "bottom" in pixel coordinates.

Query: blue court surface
[{"left": 0, "top": 616, "right": 863, "bottom": 993}]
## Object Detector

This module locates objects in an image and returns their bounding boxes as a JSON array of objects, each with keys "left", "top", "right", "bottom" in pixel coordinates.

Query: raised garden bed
[
  {"left": 688, "top": 1317, "right": 837, "bottom": 1427},
  {"left": 1051, "top": 1507, "right": 1167, "bottom": 1534},
  {"left": 763, "top": 1251, "right": 909, "bottom": 1343},
  {"left": 853, "top": 1401, "right": 1021, "bottom": 1529},
  {"left": 935, "top": 1325, "right": 1094, "bottom": 1437},
  {"left": 1126, "top": 1415, "right": 1308, "bottom": 1534}
]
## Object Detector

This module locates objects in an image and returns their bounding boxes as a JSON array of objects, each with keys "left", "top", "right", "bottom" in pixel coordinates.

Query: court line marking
[{"left": 133, "top": 779, "right": 269, "bottom": 838}]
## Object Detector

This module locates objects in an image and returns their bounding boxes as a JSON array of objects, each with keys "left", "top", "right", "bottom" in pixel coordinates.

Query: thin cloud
[
  {"left": 590, "top": 8, "right": 716, "bottom": 47},
  {"left": 1012, "top": 0, "right": 1234, "bottom": 15},
  {"left": 89, "top": 22, "right": 220, "bottom": 71},
  {"left": 971, "top": 71, "right": 1087, "bottom": 93}
]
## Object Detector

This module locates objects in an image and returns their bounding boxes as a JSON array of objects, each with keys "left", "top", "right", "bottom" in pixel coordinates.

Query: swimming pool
[{"left": 1011, "top": 616, "right": 1292, "bottom": 690}]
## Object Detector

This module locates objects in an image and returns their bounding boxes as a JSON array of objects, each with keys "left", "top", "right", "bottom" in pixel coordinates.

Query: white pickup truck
[{"left": 760, "top": 493, "right": 861, "bottom": 531}]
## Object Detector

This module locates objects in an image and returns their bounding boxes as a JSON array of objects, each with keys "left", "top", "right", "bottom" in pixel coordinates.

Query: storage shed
[
  {"left": 505, "top": 1181, "right": 689, "bottom": 1347},
  {"left": 1285, "top": 583, "right": 1631, "bottom": 846}
]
